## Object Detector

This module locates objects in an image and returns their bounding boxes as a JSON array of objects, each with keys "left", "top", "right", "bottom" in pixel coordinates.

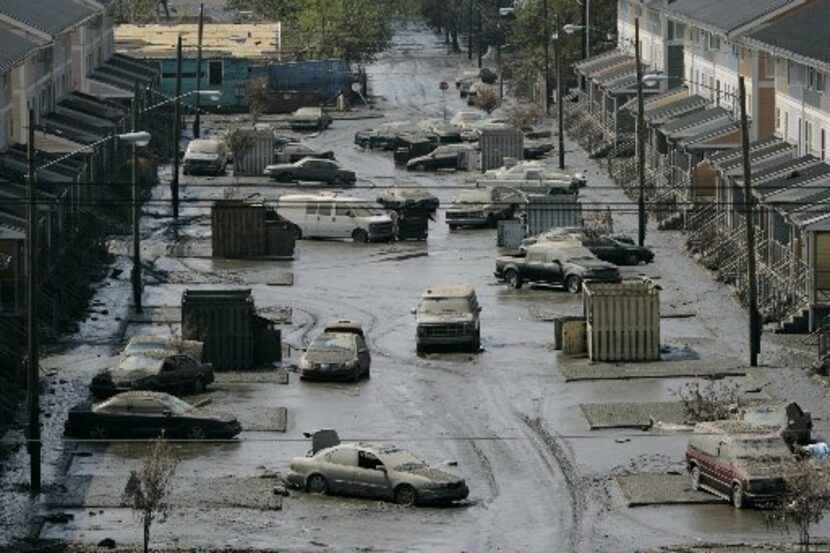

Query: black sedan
[
  {"left": 64, "top": 391, "right": 242, "bottom": 440},
  {"left": 583, "top": 235, "right": 655, "bottom": 265}
]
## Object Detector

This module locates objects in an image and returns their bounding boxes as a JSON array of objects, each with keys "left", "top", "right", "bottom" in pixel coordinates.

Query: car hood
[
  {"left": 398, "top": 466, "right": 464, "bottom": 484},
  {"left": 185, "top": 152, "right": 220, "bottom": 161},
  {"left": 365, "top": 215, "right": 393, "bottom": 224},
  {"left": 193, "top": 410, "right": 238, "bottom": 425},
  {"left": 417, "top": 313, "right": 475, "bottom": 324},
  {"left": 264, "top": 163, "right": 296, "bottom": 171},
  {"left": 302, "top": 350, "right": 356, "bottom": 364}
]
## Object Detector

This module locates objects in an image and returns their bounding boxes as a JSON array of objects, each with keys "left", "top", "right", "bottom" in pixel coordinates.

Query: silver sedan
[{"left": 287, "top": 442, "right": 469, "bottom": 506}]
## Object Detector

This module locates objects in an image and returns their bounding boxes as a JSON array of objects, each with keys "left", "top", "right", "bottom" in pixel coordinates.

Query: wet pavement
[{"left": 3, "top": 23, "right": 830, "bottom": 553}]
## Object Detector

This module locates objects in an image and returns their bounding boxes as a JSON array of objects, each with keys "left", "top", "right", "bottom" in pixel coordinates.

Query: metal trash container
[{"left": 394, "top": 208, "right": 430, "bottom": 241}]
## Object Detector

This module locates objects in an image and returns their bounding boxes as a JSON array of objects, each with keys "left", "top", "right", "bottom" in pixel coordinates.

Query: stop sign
[{"left": 439, "top": 81, "right": 449, "bottom": 91}]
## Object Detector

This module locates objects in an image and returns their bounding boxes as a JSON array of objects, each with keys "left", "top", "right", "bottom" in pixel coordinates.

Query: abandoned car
[
  {"left": 287, "top": 430, "right": 469, "bottom": 506},
  {"left": 274, "top": 143, "right": 335, "bottom": 164},
  {"left": 183, "top": 139, "right": 228, "bottom": 176},
  {"left": 495, "top": 244, "right": 622, "bottom": 292},
  {"left": 275, "top": 194, "right": 394, "bottom": 242},
  {"left": 445, "top": 186, "right": 525, "bottom": 229},
  {"left": 64, "top": 391, "right": 241, "bottom": 440},
  {"left": 299, "top": 320, "right": 371, "bottom": 381},
  {"left": 122, "top": 335, "right": 204, "bottom": 361},
  {"left": 376, "top": 187, "right": 439, "bottom": 212},
  {"left": 263, "top": 158, "right": 356, "bottom": 185},
  {"left": 415, "top": 285, "right": 481, "bottom": 354},
  {"left": 89, "top": 352, "right": 214, "bottom": 398},
  {"left": 290, "top": 107, "right": 332, "bottom": 131},
  {"left": 406, "top": 143, "right": 476, "bottom": 172},
  {"left": 686, "top": 422, "right": 792, "bottom": 509}
]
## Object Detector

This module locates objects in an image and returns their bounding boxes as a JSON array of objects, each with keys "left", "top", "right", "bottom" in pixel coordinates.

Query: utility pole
[
  {"left": 468, "top": 0, "right": 473, "bottom": 60},
  {"left": 497, "top": 19, "right": 503, "bottom": 99},
  {"left": 556, "top": 18, "right": 565, "bottom": 170},
  {"left": 543, "top": 0, "right": 551, "bottom": 115},
  {"left": 476, "top": 0, "right": 482, "bottom": 69},
  {"left": 172, "top": 35, "right": 182, "bottom": 220},
  {"left": 26, "top": 105, "right": 40, "bottom": 493},
  {"left": 132, "top": 81, "right": 142, "bottom": 314},
  {"left": 635, "top": 17, "right": 646, "bottom": 247},
  {"left": 739, "top": 76, "right": 760, "bottom": 367},
  {"left": 192, "top": 3, "right": 204, "bottom": 138}
]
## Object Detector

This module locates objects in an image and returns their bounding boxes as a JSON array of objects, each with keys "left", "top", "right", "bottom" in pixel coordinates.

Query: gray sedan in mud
[
  {"left": 299, "top": 321, "right": 371, "bottom": 381},
  {"left": 287, "top": 441, "right": 469, "bottom": 506}
]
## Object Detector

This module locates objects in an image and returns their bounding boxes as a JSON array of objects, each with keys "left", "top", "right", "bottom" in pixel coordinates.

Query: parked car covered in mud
[
  {"left": 686, "top": 422, "right": 793, "bottom": 509},
  {"left": 299, "top": 320, "right": 371, "bottom": 381},
  {"left": 494, "top": 244, "right": 622, "bottom": 293},
  {"left": 376, "top": 187, "right": 439, "bottom": 213},
  {"left": 89, "top": 352, "right": 214, "bottom": 398},
  {"left": 521, "top": 230, "right": 652, "bottom": 265},
  {"left": 415, "top": 118, "right": 462, "bottom": 143},
  {"left": 445, "top": 186, "right": 525, "bottom": 229},
  {"left": 122, "top": 335, "right": 204, "bottom": 361},
  {"left": 406, "top": 143, "right": 476, "bottom": 172},
  {"left": 354, "top": 120, "right": 416, "bottom": 149},
  {"left": 274, "top": 143, "right": 335, "bottom": 164},
  {"left": 183, "top": 139, "right": 227, "bottom": 176},
  {"left": 287, "top": 430, "right": 469, "bottom": 506},
  {"left": 290, "top": 107, "right": 332, "bottom": 131},
  {"left": 740, "top": 402, "right": 813, "bottom": 448},
  {"left": 65, "top": 391, "right": 241, "bottom": 440},
  {"left": 415, "top": 285, "right": 481, "bottom": 354},
  {"left": 484, "top": 162, "right": 586, "bottom": 188},
  {"left": 263, "top": 158, "right": 356, "bottom": 186}
]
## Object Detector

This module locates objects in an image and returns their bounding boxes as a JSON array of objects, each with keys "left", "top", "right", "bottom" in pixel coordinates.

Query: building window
[
  {"left": 822, "top": 129, "right": 827, "bottom": 160},
  {"left": 805, "top": 121, "right": 813, "bottom": 156},
  {"left": 208, "top": 61, "right": 223, "bottom": 86},
  {"left": 784, "top": 111, "right": 789, "bottom": 141},
  {"left": 776, "top": 107, "right": 781, "bottom": 131}
]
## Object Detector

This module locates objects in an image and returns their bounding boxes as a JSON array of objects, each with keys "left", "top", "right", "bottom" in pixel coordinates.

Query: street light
[{"left": 553, "top": 26, "right": 565, "bottom": 170}]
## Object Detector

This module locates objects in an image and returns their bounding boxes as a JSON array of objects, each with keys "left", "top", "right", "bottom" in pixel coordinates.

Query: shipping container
[
  {"left": 263, "top": 90, "right": 321, "bottom": 114},
  {"left": 250, "top": 60, "right": 352, "bottom": 104},
  {"left": 583, "top": 280, "right": 661, "bottom": 362},
  {"left": 182, "top": 289, "right": 256, "bottom": 371},
  {"left": 525, "top": 194, "right": 583, "bottom": 237},
  {"left": 497, "top": 219, "right": 524, "bottom": 250},
  {"left": 479, "top": 125, "right": 524, "bottom": 171},
  {"left": 212, "top": 201, "right": 268, "bottom": 258},
  {"left": 233, "top": 131, "right": 274, "bottom": 177},
  {"left": 212, "top": 201, "right": 296, "bottom": 259}
]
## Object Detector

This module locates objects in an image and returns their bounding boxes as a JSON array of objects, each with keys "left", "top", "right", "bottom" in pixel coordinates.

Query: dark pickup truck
[{"left": 494, "top": 244, "right": 621, "bottom": 293}]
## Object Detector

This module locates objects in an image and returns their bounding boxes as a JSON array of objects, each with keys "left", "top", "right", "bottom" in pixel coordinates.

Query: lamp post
[
  {"left": 552, "top": 28, "right": 565, "bottom": 170},
  {"left": 634, "top": 17, "right": 646, "bottom": 247},
  {"left": 193, "top": 2, "right": 205, "bottom": 138}
]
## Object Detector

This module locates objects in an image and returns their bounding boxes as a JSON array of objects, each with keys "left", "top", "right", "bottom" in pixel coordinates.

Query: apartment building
[{"left": 0, "top": 28, "right": 36, "bottom": 151}]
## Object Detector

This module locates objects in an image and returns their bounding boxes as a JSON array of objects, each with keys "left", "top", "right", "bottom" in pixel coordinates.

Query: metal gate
[
  {"left": 497, "top": 220, "right": 524, "bottom": 250},
  {"left": 526, "top": 194, "right": 582, "bottom": 237}
]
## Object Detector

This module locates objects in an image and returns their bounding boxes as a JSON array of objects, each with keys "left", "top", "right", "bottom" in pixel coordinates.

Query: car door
[
  {"left": 157, "top": 358, "right": 180, "bottom": 391},
  {"left": 175, "top": 355, "right": 202, "bottom": 390},
  {"left": 524, "top": 249, "right": 546, "bottom": 281},
  {"left": 543, "top": 249, "right": 565, "bottom": 284},
  {"left": 315, "top": 201, "right": 337, "bottom": 238},
  {"left": 303, "top": 201, "right": 320, "bottom": 237},
  {"left": 323, "top": 448, "right": 360, "bottom": 494},
  {"left": 586, "top": 237, "right": 614, "bottom": 263},
  {"left": 710, "top": 441, "right": 732, "bottom": 494},
  {"left": 355, "top": 449, "right": 391, "bottom": 498},
  {"left": 356, "top": 335, "right": 371, "bottom": 372},
  {"left": 129, "top": 397, "right": 168, "bottom": 437}
]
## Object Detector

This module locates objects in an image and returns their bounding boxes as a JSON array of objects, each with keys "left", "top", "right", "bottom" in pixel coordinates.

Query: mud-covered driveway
[{"left": 6, "top": 23, "right": 830, "bottom": 553}]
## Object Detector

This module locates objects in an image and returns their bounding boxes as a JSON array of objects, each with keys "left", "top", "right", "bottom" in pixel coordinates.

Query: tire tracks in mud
[{"left": 520, "top": 414, "right": 587, "bottom": 553}]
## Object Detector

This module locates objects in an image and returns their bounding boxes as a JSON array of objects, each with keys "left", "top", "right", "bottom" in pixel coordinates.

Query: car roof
[
  {"left": 101, "top": 390, "right": 174, "bottom": 403},
  {"left": 278, "top": 194, "right": 368, "bottom": 203},
  {"left": 421, "top": 284, "right": 475, "bottom": 298},
  {"left": 693, "top": 421, "right": 783, "bottom": 441}
]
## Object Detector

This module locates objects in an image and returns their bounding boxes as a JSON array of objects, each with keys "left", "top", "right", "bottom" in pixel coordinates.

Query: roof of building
[
  {"left": 680, "top": 122, "right": 741, "bottom": 150},
  {"left": 0, "top": 0, "right": 96, "bottom": 37},
  {"left": 644, "top": 95, "right": 709, "bottom": 126},
  {"left": 766, "top": 178, "right": 830, "bottom": 214},
  {"left": 706, "top": 136, "right": 781, "bottom": 164},
  {"left": 748, "top": 155, "right": 823, "bottom": 185},
  {"left": 754, "top": 162, "right": 830, "bottom": 199},
  {"left": 748, "top": 1, "right": 830, "bottom": 68},
  {"left": 621, "top": 86, "right": 690, "bottom": 114},
  {"left": 718, "top": 141, "right": 794, "bottom": 174},
  {"left": 115, "top": 23, "right": 281, "bottom": 59},
  {"left": 788, "top": 201, "right": 830, "bottom": 228},
  {"left": 657, "top": 0, "right": 805, "bottom": 37},
  {"left": 574, "top": 49, "right": 629, "bottom": 75},
  {"left": 0, "top": 27, "right": 37, "bottom": 73},
  {"left": 660, "top": 107, "right": 731, "bottom": 136}
]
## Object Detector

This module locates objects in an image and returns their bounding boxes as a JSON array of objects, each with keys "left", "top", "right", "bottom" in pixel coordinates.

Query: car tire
[
  {"left": 505, "top": 270, "right": 522, "bottom": 289},
  {"left": 186, "top": 425, "right": 206, "bottom": 440},
  {"left": 352, "top": 229, "right": 369, "bottom": 243},
  {"left": 690, "top": 465, "right": 701, "bottom": 491},
  {"left": 333, "top": 177, "right": 343, "bottom": 186},
  {"left": 306, "top": 474, "right": 328, "bottom": 495},
  {"left": 624, "top": 252, "right": 640, "bottom": 266},
  {"left": 732, "top": 484, "right": 745, "bottom": 509},
  {"left": 395, "top": 484, "right": 418, "bottom": 506},
  {"left": 88, "top": 424, "right": 108, "bottom": 440},
  {"left": 566, "top": 275, "right": 582, "bottom": 294},
  {"left": 192, "top": 377, "right": 206, "bottom": 394}
]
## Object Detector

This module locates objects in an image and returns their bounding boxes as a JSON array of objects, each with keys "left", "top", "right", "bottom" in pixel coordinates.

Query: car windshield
[
  {"left": 188, "top": 141, "right": 220, "bottom": 153},
  {"left": 309, "top": 333, "right": 354, "bottom": 353},
  {"left": 380, "top": 448, "right": 428, "bottom": 470},
  {"left": 732, "top": 438, "right": 791, "bottom": 459},
  {"left": 419, "top": 297, "right": 470, "bottom": 314},
  {"left": 116, "top": 355, "right": 164, "bottom": 373}
]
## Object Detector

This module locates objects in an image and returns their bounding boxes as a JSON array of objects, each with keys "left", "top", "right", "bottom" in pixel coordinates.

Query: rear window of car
[{"left": 310, "top": 333, "right": 354, "bottom": 352}]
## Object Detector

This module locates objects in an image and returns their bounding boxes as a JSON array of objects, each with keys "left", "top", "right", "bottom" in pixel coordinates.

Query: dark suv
[{"left": 685, "top": 422, "right": 792, "bottom": 509}]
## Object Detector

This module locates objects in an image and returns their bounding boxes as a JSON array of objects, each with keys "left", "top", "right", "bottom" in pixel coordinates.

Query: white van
[{"left": 275, "top": 194, "right": 394, "bottom": 243}]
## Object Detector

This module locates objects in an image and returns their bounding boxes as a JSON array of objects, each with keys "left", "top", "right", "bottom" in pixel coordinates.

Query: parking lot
[{"left": 4, "top": 23, "right": 830, "bottom": 553}]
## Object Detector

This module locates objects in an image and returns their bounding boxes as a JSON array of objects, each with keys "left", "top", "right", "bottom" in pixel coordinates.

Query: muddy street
[{"left": 4, "top": 22, "right": 830, "bottom": 553}]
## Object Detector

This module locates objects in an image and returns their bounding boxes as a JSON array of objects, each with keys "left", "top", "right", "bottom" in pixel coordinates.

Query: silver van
[{"left": 275, "top": 194, "right": 394, "bottom": 243}]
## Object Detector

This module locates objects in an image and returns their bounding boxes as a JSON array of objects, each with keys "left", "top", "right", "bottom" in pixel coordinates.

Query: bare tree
[
  {"left": 767, "top": 459, "right": 830, "bottom": 551},
  {"left": 246, "top": 77, "right": 271, "bottom": 124},
  {"left": 674, "top": 379, "right": 741, "bottom": 422},
  {"left": 505, "top": 102, "right": 544, "bottom": 131},
  {"left": 225, "top": 128, "right": 256, "bottom": 177},
  {"left": 473, "top": 86, "right": 500, "bottom": 114},
  {"left": 124, "top": 437, "right": 179, "bottom": 553}
]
